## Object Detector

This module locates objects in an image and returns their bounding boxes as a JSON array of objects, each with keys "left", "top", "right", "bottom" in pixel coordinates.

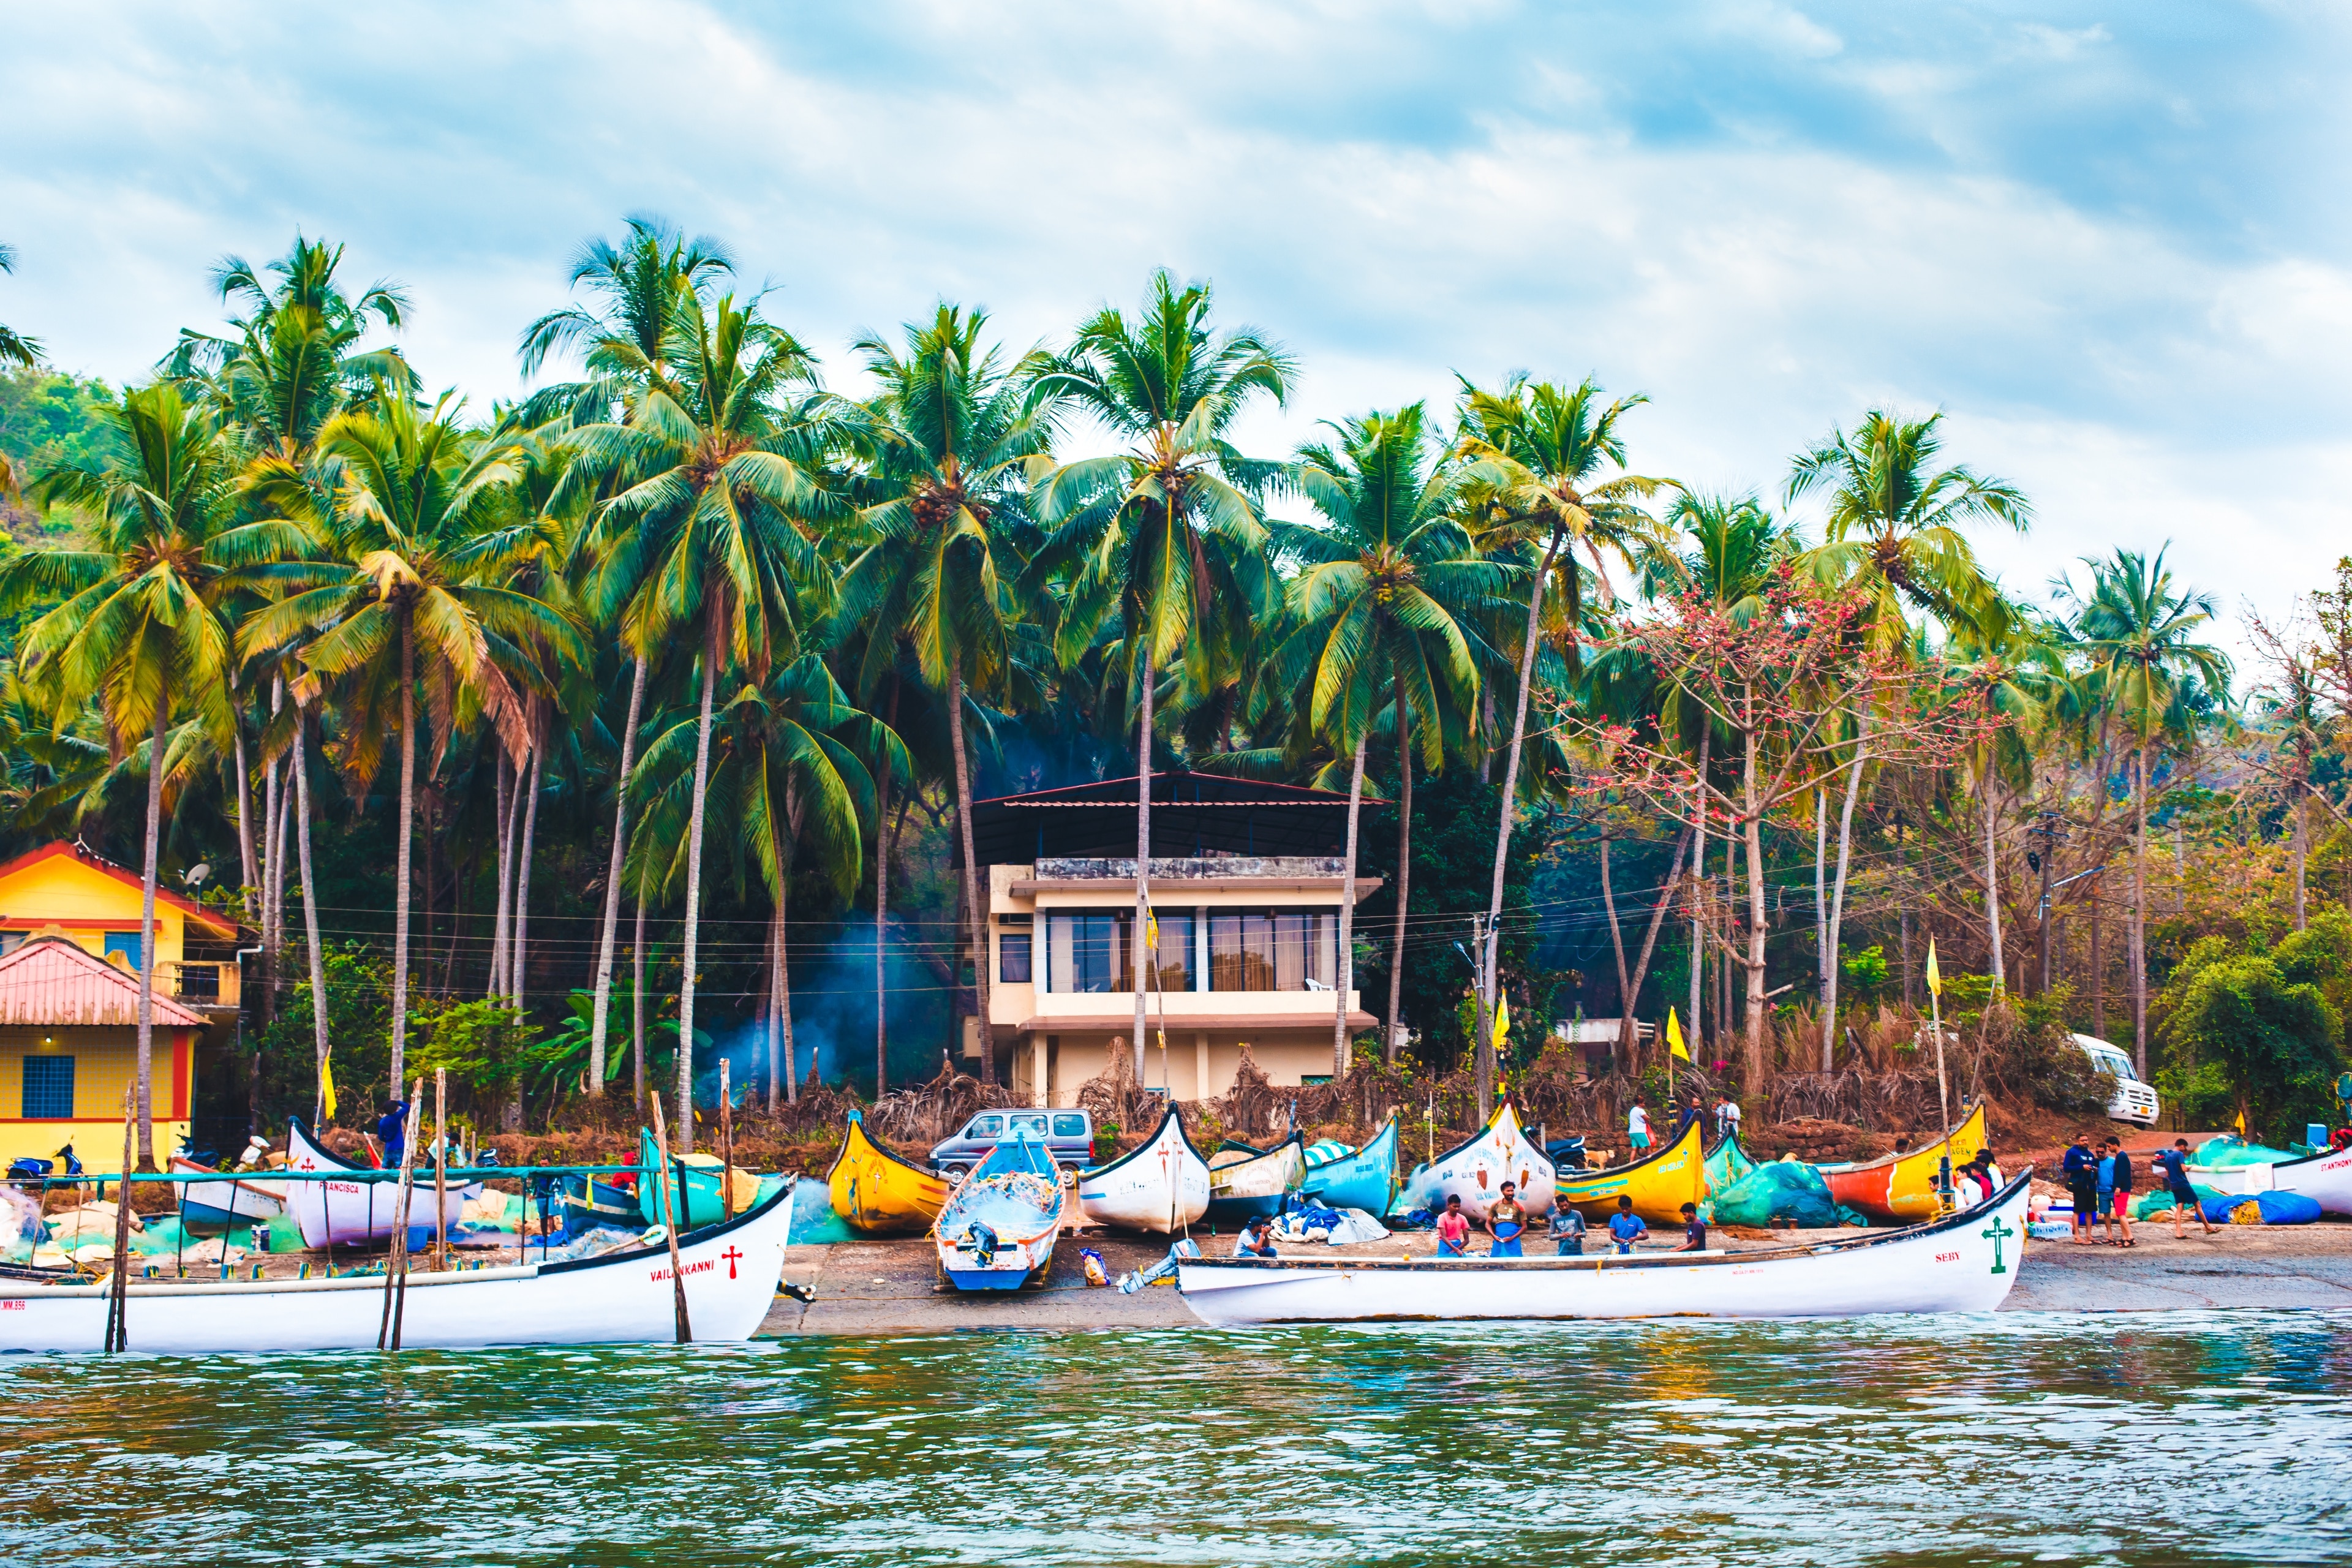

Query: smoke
[{"left": 693, "top": 913, "right": 956, "bottom": 1101}]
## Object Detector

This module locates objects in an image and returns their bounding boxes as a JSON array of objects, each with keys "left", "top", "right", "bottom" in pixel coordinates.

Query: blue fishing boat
[
  {"left": 558, "top": 1172, "right": 641, "bottom": 1236},
  {"left": 1300, "top": 1118, "right": 1398, "bottom": 1215},
  {"left": 933, "top": 1128, "right": 1066, "bottom": 1290}
]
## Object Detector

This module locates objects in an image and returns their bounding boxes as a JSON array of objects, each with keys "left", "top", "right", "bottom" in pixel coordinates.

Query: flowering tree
[{"left": 1559, "top": 568, "right": 1995, "bottom": 1080}]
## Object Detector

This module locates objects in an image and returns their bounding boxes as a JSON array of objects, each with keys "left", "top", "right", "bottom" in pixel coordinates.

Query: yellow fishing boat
[
  {"left": 1557, "top": 1114, "right": 1708, "bottom": 1225},
  {"left": 826, "top": 1110, "right": 951, "bottom": 1236},
  {"left": 1819, "top": 1101, "right": 1989, "bottom": 1224}
]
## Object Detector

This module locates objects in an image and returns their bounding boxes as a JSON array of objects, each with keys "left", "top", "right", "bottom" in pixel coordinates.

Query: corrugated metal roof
[{"left": 0, "top": 936, "right": 211, "bottom": 1029}]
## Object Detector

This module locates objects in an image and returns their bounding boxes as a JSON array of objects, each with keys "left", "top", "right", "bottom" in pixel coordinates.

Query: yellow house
[
  {"left": 0, "top": 842, "right": 243, "bottom": 1166},
  {"left": 965, "top": 774, "right": 1383, "bottom": 1107}
]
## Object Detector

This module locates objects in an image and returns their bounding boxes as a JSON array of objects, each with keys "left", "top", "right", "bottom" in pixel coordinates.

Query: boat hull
[
  {"left": 1556, "top": 1116, "right": 1704, "bottom": 1226},
  {"left": 285, "top": 1121, "right": 476, "bottom": 1249},
  {"left": 1078, "top": 1105, "right": 1210, "bottom": 1234},
  {"left": 0, "top": 1183, "right": 794, "bottom": 1354},
  {"left": 2186, "top": 1145, "right": 2352, "bottom": 1215},
  {"left": 1177, "top": 1173, "right": 2034, "bottom": 1324},
  {"left": 1205, "top": 1136, "right": 1304, "bottom": 1225},
  {"left": 1404, "top": 1103, "right": 1556, "bottom": 1220},
  {"left": 1817, "top": 1104, "right": 1989, "bottom": 1224},
  {"left": 933, "top": 1133, "right": 1066, "bottom": 1292},
  {"left": 1703, "top": 1131, "right": 1757, "bottom": 1193},
  {"left": 1301, "top": 1120, "right": 1398, "bottom": 1216},
  {"left": 827, "top": 1113, "right": 951, "bottom": 1237},
  {"left": 169, "top": 1157, "right": 287, "bottom": 1232}
]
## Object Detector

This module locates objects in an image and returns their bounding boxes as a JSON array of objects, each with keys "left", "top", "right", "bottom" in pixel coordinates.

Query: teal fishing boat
[
  {"left": 1705, "top": 1129, "right": 1757, "bottom": 1194},
  {"left": 635, "top": 1129, "right": 739, "bottom": 1231},
  {"left": 1300, "top": 1118, "right": 1398, "bottom": 1215}
]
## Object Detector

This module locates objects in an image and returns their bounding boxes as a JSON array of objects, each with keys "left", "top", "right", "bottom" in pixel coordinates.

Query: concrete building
[{"left": 962, "top": 773, "right": 1381, "bottom": 1107}]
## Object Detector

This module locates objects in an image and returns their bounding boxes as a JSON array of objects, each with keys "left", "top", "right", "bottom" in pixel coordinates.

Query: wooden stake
[
  {"left": 649, "top": 1093, "right": 693, "bottom": 1344},
  {"left": 720, "top": 1060, "right": 735, "bottom": 1221},
  {"left": 379, "top": 1079, "right": 422, "bottom": 1351},
  {"left": 433, "top": 1069, "right": 448, "bottom": 1271},
  {"left": 107, "top": 1087, "right": 133, "bottom": 1353}
]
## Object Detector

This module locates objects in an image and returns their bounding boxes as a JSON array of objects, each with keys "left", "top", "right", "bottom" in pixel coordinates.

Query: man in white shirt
[
  {"left": 1714, "top": 1095, "right": 1743, "bottom": 1141},
  {"left": 1627, "top": 1100, "right": 1652, "bottom": 1155},
  {"left": 1232, "top": 1215, "right": 1279, "bottom": 1259}
]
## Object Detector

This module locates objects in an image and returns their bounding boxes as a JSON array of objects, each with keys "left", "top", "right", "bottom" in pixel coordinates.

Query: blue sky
[{"left": 4, "top": 1, "right": 2345, "bottom": 648}]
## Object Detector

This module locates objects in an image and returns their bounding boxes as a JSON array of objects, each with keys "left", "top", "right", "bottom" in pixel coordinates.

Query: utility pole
[{"left": 2027, "top": 812, "right": 2064, "bottom": 998}]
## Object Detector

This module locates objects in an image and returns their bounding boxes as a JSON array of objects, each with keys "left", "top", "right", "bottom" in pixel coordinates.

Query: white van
[{"left": 2071, "top": 1034, "right": 2160, "bottom": 1126}]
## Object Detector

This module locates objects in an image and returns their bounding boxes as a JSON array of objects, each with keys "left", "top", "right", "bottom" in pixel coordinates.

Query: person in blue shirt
[
  {"left": 2094, "top": 1144, "right": 2118, "bottom": 1243},
  {"left": 1606, "top": 1195, "right": 1648, "bottom": 1255},
  {"left": 2060, "top": 1132, "right": 2098, "bottom": 1244},
  {"left": 2153, "top": 1139, "right": 2215, "bottom": 1238},
  {"left": 375, "top": 1101, "right": 408, "bottom": 1169}
]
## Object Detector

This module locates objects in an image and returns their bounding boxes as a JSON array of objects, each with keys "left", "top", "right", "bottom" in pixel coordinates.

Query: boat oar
[
  {"left": 649, "top": 1094, "right": 693, "bottom": 1344},
  {"left": 106, "top": 1087, "right": 133, "bottom": 1354}
]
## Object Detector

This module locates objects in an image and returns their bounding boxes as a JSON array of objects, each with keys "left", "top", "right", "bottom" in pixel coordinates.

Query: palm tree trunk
[
  {"left": 632, "top": 894, "right": 649, "bottom": 1114},
  {"left": 132, "top": 690, "right": 167, "bottom": 1169},
  {"left": 2294, "top": 791, "right": 2308, "bottom": 931},
  {"left": 259, "top": 677, "right": 282, "bottom": 1030},
  {"left": 292, "top": 704, "right": 330, "bottom": 1117},
  {"left": 767, "top": 910, "right": 783, "bottom": 1114},
  {"left": 1385, "top": 684, "right": 1413, "bottom": 1066},
  {"left": 267, "top": 763, "right": 292, "bottom": 1027},
  {"left": 588, "top": 655, "right": 648, "bottom": 1096},
  {"left": 1820, "top": 720, "right": 1870, "bottom": 1070},
  {"left": 1132, "top": 641, "right": 1153, "bottom": 1077},
  {"left": 675, "top": 615, "right": 722, "bottom": 1152},
  {"left": 488, "top": 750, "right": 516, "bottom": 1002},
  {"left": 1983, "top": 769, "right": 2006, "bottom": 992},
  {"left": 1740, "top": 725, "right": 1769, "bottom": 1084},
  {"left": 510, "top": 740, "right": 542, "bottom": 1011},
  {"left": 948, "top": 662, "right": 997, "bottom": 1082},
  {"left": 1687, "top": 730, "right": 1709, "bottom": 1062},
  {"left": 1600, "top": 833, "right": 1631, "bottom": 1041},
  {"left": 779, "top": 785, "right": 807, "bottom": 1101},
  {"left": 1479, "top": 522, "right": 1566, "bottom": 1119},
  {"left": 1813, "top": 788, "right": 1827, "bottom": 1003},
  {"left": 391, "top": 609, "right": 417, "bottom": 1096},
  {"left": 1335, "top": 725, "right": 1369, "bottom": 1072},
  {"left": 874, "top": 680, "right": 899, "bottom": 1097},
  {"left": 231, "top": 673, "right": 258, "bottom": 925},
  {"left": 2132, "top": 744, "right": 2149, "bottom": 1079}
]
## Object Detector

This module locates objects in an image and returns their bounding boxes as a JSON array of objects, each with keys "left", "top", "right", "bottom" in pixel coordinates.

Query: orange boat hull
[{"left": 1819, "top": 1104, "right": 1989, "bottom": 1224}]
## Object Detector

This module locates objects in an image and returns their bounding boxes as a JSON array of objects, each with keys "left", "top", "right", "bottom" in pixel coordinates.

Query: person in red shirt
[{"left": 1435, "top": 1194, "right": 1472, "bottom": 1256}]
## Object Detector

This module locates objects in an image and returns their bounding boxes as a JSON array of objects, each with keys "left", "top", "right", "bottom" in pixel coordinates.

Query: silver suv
[{"left": 930, "top": 1109, "right": 1094, "bottom": 1178}]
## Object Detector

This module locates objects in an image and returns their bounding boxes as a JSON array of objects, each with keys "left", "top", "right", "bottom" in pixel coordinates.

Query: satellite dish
[{"left": 183, "top": 863, "right": 211, "bottom": 887}]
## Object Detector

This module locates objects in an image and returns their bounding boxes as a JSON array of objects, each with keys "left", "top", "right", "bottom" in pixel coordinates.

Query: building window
[
  {"left": 22, "top": 1056, "right": 74, "bottom": 1120},
  {"left": 1046, "top": 913, "right": 1129, "bottom": 993},
  {"left": 1144, "top": 909, "right": 1196, "bottom": 993},
  {"left": 1209, "top": 909, "right": 1336, "bottom": 992},
  {"left": 998, "top": 916, "right": 1033, "bottom": 984},
  {"left": 0, "top": 933, "right": 22, "bottom": 957},
  {"left": 104, "top": 932, "right": 143, "bottom": 971}
]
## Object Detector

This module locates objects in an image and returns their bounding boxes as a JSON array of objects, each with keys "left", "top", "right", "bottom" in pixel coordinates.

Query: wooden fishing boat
[
  {"left": 1077, "top": 1102, "right": 1210, "bottom": 1234},
  {"left": 1403, "top": 1102, "right": 1556, "bottom": 1221},
  {"left": 1205, "top": 1133, "right": 1305, "bottom": 1226},
  {"left": 286, "top": 1120, "right": 477, "bottom": 1249},
  {"left": 0, "top": 1180, "right": 794, "bottom": 1354},
  {"left": 1300, "top": 1118, "right": 1399, "bottom": 1216},
  {"left": 1556, "top": 1114, "right": 1704, "bottom": 1224},
  {"left": 933, "top": 1130, "right": 1065, "bottom": 1290},
  {"left": 556, "top": 1172, "right": 641, "bottom": 1234},
  {"left": 633, "top": 1130, "right": 761, "bottom": 1231},
  {"left": 168, "top": 1156, "right": 288, "bottom": 1233},
  {"left": 1816, "top": 1102, "right": 1989, "bottom": 1224},
  {"left": 826, "top": 1111, "right": 951, "bottom": 1237},
  {"left": 1704, "top": 1129, "right": 1757, "bottom": 1194},
  {"left": 1175, "top": 1170, "right": 2035, "bottom": 1324},
  {"left": 2184, "top": 1144, "right": 2352, "bottom": 1216}
]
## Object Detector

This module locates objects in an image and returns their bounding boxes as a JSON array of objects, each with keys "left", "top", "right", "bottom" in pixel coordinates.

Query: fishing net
[
  {"left": 786, "top": 1177, "right": 856, "bottom": 1243},
  {"left": 2133, "top": 1185, "right": 2225, "bottom": 1221},
  {"left": 2193, "top": 1136, "right": 2301, "bottom": 1169},
  {"left": 1706, "top": 1160, "right": 1839, "bottom": 1228}
]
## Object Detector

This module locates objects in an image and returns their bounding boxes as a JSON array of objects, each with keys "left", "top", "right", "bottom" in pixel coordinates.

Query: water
[{"left": 10, "top": 1313, "right": 2350, "bottom": 1566}]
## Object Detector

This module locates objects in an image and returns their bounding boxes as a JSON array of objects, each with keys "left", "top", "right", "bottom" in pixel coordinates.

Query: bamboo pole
[
  {"left": 649, "top": 1093, "right": 693, "bottom": 1344},
  {"left": 379, "top": 1079, "right": 421, "bottom": 1351},
  {"left": 719, "top": 1060, "right": 735, "bottom": 1221},
  {"left": 433, "top": 1069, "right": 448, "bottom": 1272},
  {"left": 106, "top": 1087, "right": 133, "bottom": 1353}
]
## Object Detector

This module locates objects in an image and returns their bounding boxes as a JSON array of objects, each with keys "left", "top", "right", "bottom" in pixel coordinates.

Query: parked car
[
  {"left": 930, "top": 1108, "right": 1094, "bottom": 1180},
  {"left": 2071, "top": 1033, "right": 2160, "bottom": 1126}
]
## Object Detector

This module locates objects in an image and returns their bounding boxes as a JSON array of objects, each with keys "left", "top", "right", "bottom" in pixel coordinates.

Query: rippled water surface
[{"left": 8, "top": 1313, "right": 2350, "bottom": 1566}]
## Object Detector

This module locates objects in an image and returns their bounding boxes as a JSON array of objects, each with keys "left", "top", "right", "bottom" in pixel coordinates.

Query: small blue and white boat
[
  {"left": 933, "top": 1129, "right": 1066, "bottom": 1291},
  {"left": 1204, "top": 1133, "right": 1305, "bottom": 1226},
  {"left": 1300, "top": 1118, "right": 1398, "bottom": 1216}
]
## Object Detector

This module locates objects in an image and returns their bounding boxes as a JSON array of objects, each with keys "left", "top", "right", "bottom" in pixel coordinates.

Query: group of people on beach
[
  {"left": 2062, "top": 1131, "right": 2217, "bottom": 1245},
  {"left": 1624, "top": 1093, "right": 1741, "bottom": 1157},
  {"left": 1227, "top": 1186, "right": 1709, "bottom": 1261}
]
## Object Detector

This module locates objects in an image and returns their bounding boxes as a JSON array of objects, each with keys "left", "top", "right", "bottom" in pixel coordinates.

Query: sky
[{"left": 3, "top": 0, "right": 2347, "bottom": 661}]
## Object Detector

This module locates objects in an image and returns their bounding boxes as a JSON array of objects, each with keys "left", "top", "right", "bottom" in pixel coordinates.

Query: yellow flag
[
  {"left": 1667, "top": 1007, "right": 1689, "bottom": 1061},
  {"left": 1926, "top": 938, "right": 1942, "bottom": 999},
  {"left": 320, "top": 1049, "right": 338, "bottom": 1123},
  {"left": 2234, "top": 1107, "right": 2247, "bottom": 1136},
  {"left": 1492, "top": 995, "right": 1511, "bottom": 1048},
  {"left": 1145, "top": 907, "right": 1158, "bottom": 949}
]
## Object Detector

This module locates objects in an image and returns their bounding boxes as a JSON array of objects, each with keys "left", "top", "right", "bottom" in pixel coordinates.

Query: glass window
[
  {"left": 1052, "top": 1113, "right": 1087, "bottom": 1138},
  {"left": 967, "top": 1114, "right": 1004, "bottom": 1139},
  {"left": 21, "top": 1056, "right": 73, "bottom": 1120},
  {"left": 1009, "top": 1115, "right": 1049, "bottom": 1137},
  {"left": 1212, "top": 909, "right": 1336, "bottom": 992},
  {"left": 0, "top": 933, "right": 23, "bottom": 957},
  {"left": 104, "top": 932, "right": 143, "bottom": 971},
  {"left": 1046, "top": 912, "right": 1130, "bottom": 993},
  {"left": 998, "top": 916, "right": 1033, "bottom": 984},
  {"left": 1145, "top": 909, "right": 1196, "bottom": 993}
]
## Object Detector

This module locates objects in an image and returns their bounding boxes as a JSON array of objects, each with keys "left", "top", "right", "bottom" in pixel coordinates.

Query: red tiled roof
[
  {"left": 0, "top": 842, "right": 239, "bottom": 939},
  {"left": 0, "top": 936, "right": 209, "bottom": 1029}
]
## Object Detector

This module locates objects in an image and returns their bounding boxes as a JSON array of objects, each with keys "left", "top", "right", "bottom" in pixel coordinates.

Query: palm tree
[
  {"left": 0, "top": 242, "right": 45, "bottom": 381},
  {"left": 1274, "top": 404, "right": 1483, "bottom": 1068},
  {"left": 560, "top": 292, "right": 840, "bottom": 1145},
  {"left": 0, "top": 383, "right": 243, "bottom": 1166},
  {"left": 1453, "top": 375, "right": 1665, "bottom": 1114},
  {"left": 832, "top": 304, "right": 1052, "bottom": 1087},
  {"left": 517, "top": 216, "right": 734, "bottom": 1098},
  {"left": 243, "top": 393, "right": 582, "bottom": 1100},
  {"left": 2064, "top": 548, "right": 2230, "bottom": 1077},
  {"left": 1028, "top": 271, "right": 1294, "bottom": 1074}
]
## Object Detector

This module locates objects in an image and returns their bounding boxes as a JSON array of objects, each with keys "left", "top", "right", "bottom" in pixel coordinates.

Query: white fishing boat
[
  {"left": 2185, "top": 1144, "right": 2352, "bottom": 1215},
  {"left": 168, "top": 1156, "right": 288, "bottom": 1232},
  {"left": 1077, "top": 1103, "right": 1211, "bottom": 1235},
  {"left": 1176, "top": 1172, "right": 2035, "bottom": 1324},
  {"left": 1396, "top": 1101, "right": 1556, "bottom": 1220},
  {"left": 285, "top": 1119, "right": 478, "bottom": 1249},
  {"left": 1205, "top": 1133, "right": 1305, "bottom": 1226},
  {"left": 0, "top": 1180, "right": 794, "bottom": 1354}
]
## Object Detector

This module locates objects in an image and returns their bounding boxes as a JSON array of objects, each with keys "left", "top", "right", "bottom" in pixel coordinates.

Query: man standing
[
  {"left": 1606, "top": 1196, "right": 1648, "bottom": 1255},
  {"left": 2062, "top": 1132, "right": 2098, "bottom": 1244},
  {"left": 1627, "top": 1100, "right": 1652, "bottom": 1159},
  {"left": 1672, "top": 1202, "right": 1708, "bottom": 1253},
  {"left": 2153, "top": 1138, "right": 2215, "bottom": 1238},
  {"left": 1548, "top": 1201, "right": 1588, "bottom": 1256},
  {"left": 2105, "top": 1137, "right": 2135, "bottom": 1248},
  {"left": 1487, "top": 1180, "right": 1529, "bottom": 1257},
  {"left": 375, "top": 1100, "right": 408, "bottom": 1169},
  {"left": 1714, "top": 1094, "right": 1743, "bottom": 1143},
  {"left": 1676, "top": 1095, "right": 1705, "bottom": 1144}
]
